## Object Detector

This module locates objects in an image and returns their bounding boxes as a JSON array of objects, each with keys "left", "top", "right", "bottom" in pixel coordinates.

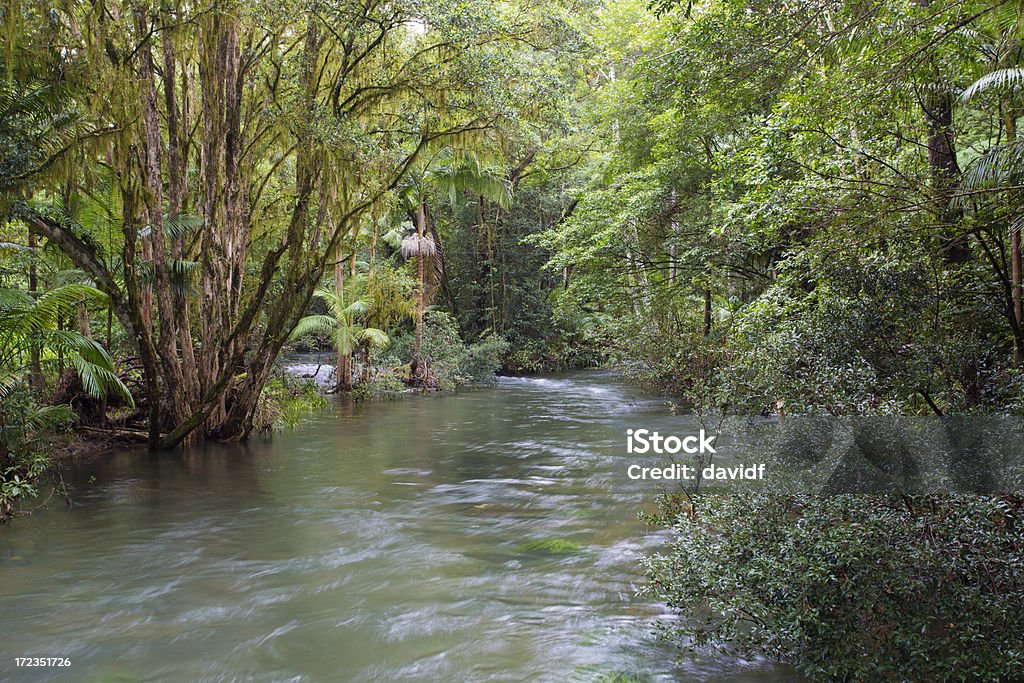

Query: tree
[
  {"left": 398, "top": 148, "right": 511, "bottom": 378},
  {"left": 6, "top": 0, "right": 567, "bottom": 446},
  {"left": 289, "top": 277, "right": 390, "bottom": 392}
]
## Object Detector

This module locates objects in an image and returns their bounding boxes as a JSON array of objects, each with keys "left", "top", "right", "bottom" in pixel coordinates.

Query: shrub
[
  {"left": 420, "top": 310, "right": 467, "bottom": 390},
  {"left": 252, "top": 374, "right": 328, "bottom": 431},
  {"left": 375, "top": 311, "right": 507, "bottom": 391},
  {"left": 461, "top": 333, "right": 509, "bottom": 384},
  {"left": 0, "top": 383, "right": 73, "bottom": 522},
  {"left": 643, "top": 492, "right": 1024, "bottom": 681},
  {"left": 352, "top": 370, "right": 406, "bottom": 401}
]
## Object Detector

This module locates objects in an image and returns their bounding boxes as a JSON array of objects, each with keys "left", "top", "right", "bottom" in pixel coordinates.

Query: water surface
[{"left": 0, "top": 371, "right": 794, "bottom": 682}]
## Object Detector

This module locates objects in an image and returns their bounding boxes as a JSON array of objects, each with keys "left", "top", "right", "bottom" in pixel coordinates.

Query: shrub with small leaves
[{"left": 643, "top": 492, "right": 1024, "bottom": 681}]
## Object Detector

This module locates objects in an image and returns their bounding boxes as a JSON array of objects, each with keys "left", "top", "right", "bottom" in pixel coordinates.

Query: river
[{"left": 0, "top": 370, "right": 796, "bottom": 682}]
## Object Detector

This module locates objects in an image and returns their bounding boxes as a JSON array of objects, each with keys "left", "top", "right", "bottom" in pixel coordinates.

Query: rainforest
[{"left": 2, "top": 1, "right": 1024, "bottom": 681}]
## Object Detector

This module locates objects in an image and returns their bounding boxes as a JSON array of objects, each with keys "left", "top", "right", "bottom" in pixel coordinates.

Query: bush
[
  {"left": 643, "top": 492, "right": 1024, "bottom": 681},
  {"left": 252, "top": 374, "right": 328, "bottom": 431},
  {"left": 0, "top": 383, "right": 73, "bottom": 522},
  {"left": 389, "top": 311, "right": 508, "bottom": 390},
  {"left": 420, "top": 310, "right": 466, "bottom": 390},
  {"left": 352, "top": 369, "right": 406, "bottom": 401},
  {"left": 461, "top": 333, "right": 509, "bottom": 384}
]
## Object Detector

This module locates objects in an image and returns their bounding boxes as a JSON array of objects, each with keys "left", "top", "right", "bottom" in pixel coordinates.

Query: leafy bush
[
  {"left": 389, "top": 311, "right": 508, "bottom": 390},
  {"left": 252, "top": 374, "right": 328, "bottom": 431},
  {"left": 420, "top": 310, "right": 467, "bottom": 390},
  {"left": 352, "top": 369, "right": 406, "bottom": 401},
  {"left": 643, "top": 492, "right": 1024, "bottom": 681},
  {"left": 0, "top": 384, "right": 73, "bottom": 522},
  {"left": 461, "top": 333, "right": 509, "bottom": 384}
]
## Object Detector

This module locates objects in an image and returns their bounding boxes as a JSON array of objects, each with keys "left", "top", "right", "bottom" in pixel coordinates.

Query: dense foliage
[
  {"left": 536, "top": 0, "right": 1024, "bottom": 416},
  {"left": 644, "top": 492, "right": 1024, "bottom": 680},
  {"left": 3, "top": 2, "right": 1024, "bottom": 679},
  {"left": 1, "top": 0, "right": 592, "bottom": 452}
]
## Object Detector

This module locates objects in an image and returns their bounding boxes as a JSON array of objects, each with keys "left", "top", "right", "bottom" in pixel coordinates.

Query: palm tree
[
  {"left": 0, "top": 79, "right": 84, "bottom": 197},
  {"left": 398, "top": 148, "right": 512, "bottom": 377},
  {"left": 960, "top": 0, "right": 1024, "bottom": 363},
  {"left": 0, "top": 283, "right": 134, "bottom": 406},
  {"left": 289, "top": 276, "right": 390, "bottom": 392},
  {"left": 1, "top": 282, "right": 134, "bottom": 502}
]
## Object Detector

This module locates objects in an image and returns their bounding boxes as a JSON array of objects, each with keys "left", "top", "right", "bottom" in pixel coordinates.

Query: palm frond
[
  {"left": 46, "top": 329, "right": 112, "bottom": 367},
  {"left": 0, "top": 283, "right": 103, "bottom": 334},
  {"left": 168, "top": 258, "right": 200, "bottom": 298},
  {"left": 957, "top": 140, "right": 1024, "bottom": 195},
  {"left": 962, "top": 68, "right": 1024, "bottom": 102},
  {"left": 400, "top": 234, "right": 436, "bottom": 259},
  {"left": 69, "top": 354, "right": 135, "bottom": 406},
  {"left": 382, "top": 226, "right": 408, "bottom": 249},
  {"left": 289, "top": 314, "right": 338, "bottom": 341},
  {"left": 333, "top": 325, "right": 361, "bottom": 355},
  {"left": 23, "top": 404, "right": 76, "bottom": 430},
  {"left": 164, "top": 213, "right": 204, "bottom": 240},
  {"left": 0, "top": 288, "right": 34, "bottom": 310},
  {"left": 341, "top": 299, "right": 370, "bottom": 317},
  {"left": 991, "top": 1, "right": 1024, "bottom": 39},
  {"left": 0, "top": 369, "right": 21, "bottom": 402},
  {"left": 312, "top": 287, "right": 345, "bottom": 320},
  {"left": 359, "top": 327, "right": 390, "bottom": 348},
  {"left": 50, "top": 268, "right": 92, "bottom": 287}
]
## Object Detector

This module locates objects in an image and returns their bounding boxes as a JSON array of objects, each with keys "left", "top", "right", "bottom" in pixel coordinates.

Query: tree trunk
[
  {"left": 119, "top": 188, "right": 164, "bottom": 450},
  {"left": 27, "top": 228, "right": 43, "bottom": 391},
  {"left": 161, "top": 10, "right": 201, "bottom": 411},
  {"left": 414, "top": 198, "right": 426, "bottom": 368},
  {"left": 336, "top": 354, "right": 353, "bottom": 392},
  {"left": 135, "top": 8, "right": 192, "bottom": 429},
  {"left": 76, "top": 303, "right": 91, "bottom": 338},
  {"left": 923, "top": 84, "right": 968, "bottom": 263},
  {"left": 1007, "top": 106, "right": 1023, "bottom": 364},
  {"left": 703, "top": 288, "right": 712, "bottom": 336},
  {"left": 335, "top": 238, "right": 352, "bottom": 393},
  {"left": 360, "top": 343, "right": 372, "bottom": 384}
]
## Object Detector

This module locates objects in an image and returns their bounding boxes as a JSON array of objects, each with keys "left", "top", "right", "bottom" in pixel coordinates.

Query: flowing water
[{"left": 0, "top": 370, "right": 796, "bottom": 682}]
